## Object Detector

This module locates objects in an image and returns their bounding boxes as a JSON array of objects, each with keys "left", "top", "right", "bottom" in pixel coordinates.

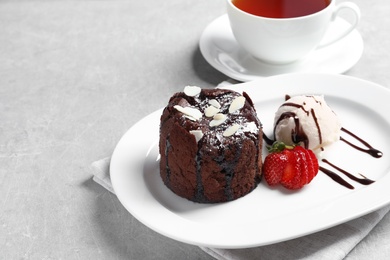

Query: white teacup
[{"left": 226, "top": 0, "right": 361, "bottom": 64}]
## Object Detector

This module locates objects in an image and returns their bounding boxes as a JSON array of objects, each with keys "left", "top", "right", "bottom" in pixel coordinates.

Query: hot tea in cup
[
  {"left": 226, "top": 0, "right": 360, "bottom": 64},
  {"left": 232, "top": 0, "right": 331, "bottom": 19}
]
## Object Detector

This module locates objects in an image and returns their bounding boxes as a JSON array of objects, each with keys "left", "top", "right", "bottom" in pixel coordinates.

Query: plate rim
[{"left": 110, "top": 73, "right": 390, "bottom": 248}]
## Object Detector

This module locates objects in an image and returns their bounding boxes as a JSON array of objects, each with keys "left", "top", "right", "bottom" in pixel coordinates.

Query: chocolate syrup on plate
[
  {"left": 318, "top": 127, "right": 381, "bottom": 189},
  {"left": 318, "top": 166, "right": 354, "bottom": 189},
  {"left": 316, "top": 127, "right": 382, "bottom": 189},
  {"left": 340, "top": 127, "right": 383, "bottom": 158},
  {"left": 322, "top": 159, "right": 375, "bottom": 185}
]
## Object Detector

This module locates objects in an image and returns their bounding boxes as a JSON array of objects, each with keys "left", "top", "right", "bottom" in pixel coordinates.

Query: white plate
[
  {"left": 110, "top": 73, "right": 390, "bottom": 249},
  {"left": 199, "top": 15, "right": 364, "bottom": 82}
]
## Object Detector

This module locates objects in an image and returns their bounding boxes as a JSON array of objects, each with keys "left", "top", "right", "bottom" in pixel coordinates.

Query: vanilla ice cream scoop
[{"left": 273, "top": 95, "right": 341, "bottom": 151}]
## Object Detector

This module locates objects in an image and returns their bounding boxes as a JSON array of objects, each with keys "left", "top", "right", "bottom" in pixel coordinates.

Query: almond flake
[
  {"left": 208, "top": 99, "right": 221, "bottom": 109},
  {"left": 174, "top": 105, "right": 202, "bottom": 121},
  {"left": 184, "top": 86, "right": 201, "bottom": 97},
  {"left": 223, "top": 124, "right": 240, "bottom": 137},
  {"left": 229, "top": 96, "right": 246, "bottom": 113},
  {"left": 210, "top": 113, "right": 227, "bottom": 127},
  {"left": 213, "top": 113, "right": 225, "bottom": 120},
  {"left": 204, "top": 106, "right": 220, "bottom": 117},
  {"left": 189, "top": 130, "right": 203, "bottom": 142},
  {"left": 184, "top": 115, "right": 197, "bottom": 121}
]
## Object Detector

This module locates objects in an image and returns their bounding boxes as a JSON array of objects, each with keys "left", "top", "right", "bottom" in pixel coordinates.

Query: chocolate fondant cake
[{"left": 159, "top": 86, "right": 263, "bottom": 203}]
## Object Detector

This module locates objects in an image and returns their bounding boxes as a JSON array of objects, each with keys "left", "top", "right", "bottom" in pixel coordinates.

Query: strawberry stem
[{"left": 267, "top": 141, "right": 294, "bottom": 153}]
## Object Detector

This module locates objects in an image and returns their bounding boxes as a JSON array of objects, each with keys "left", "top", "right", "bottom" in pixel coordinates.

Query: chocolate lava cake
[{"left": 159, "top": 86, "right": 263, "bottom": 203}]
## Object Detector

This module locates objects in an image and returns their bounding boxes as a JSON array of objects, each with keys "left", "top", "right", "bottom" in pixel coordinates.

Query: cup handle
[{"left": 317, "top": 2, "right": 361, "bottom": 49}]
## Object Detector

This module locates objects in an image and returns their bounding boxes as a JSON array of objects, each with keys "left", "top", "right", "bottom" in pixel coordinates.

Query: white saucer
[{"left": 199, "top": 15, "right": 364, "bottom": 82}]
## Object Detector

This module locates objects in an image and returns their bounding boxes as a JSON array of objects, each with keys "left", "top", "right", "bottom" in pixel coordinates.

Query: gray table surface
[{"left": 1, "top": 0, "right": 389, "bottom": 259}]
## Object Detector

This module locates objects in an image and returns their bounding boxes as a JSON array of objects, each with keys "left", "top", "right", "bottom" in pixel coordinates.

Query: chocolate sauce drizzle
[
  {"left": 318, "top": 166, "right": 354, "bottom": 189},
  {"left": 274, "top": 97, "right": 322, "bottom": 149},
  {"left": 311, "top": 109, "right": 322, "bottom": 145},
  {"left": 320, "top": 159, "right": 375, "bottom": 185},
  {"left": 164, "top": 138, "right": 171, "bottom": 185},
  {"left": 214, "top": 144, "right": 240, "bottom": 202},
  {"left": 194, "top": 151, "right": 206, "bottom": 202},
  {"left": 263, "top": 133, "right": 274, "bottom": 146},
  {"left": 273, "top": 111, "right": 309, "bottom": 148},
  {"left": 318, "top": 127, "right": 382, "bottom": 188},
  {"left": 340, "top": 127, "right": 383, "bottom": 158}
]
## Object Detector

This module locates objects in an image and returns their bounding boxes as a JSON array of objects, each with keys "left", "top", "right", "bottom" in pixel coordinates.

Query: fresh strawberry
[{"left": 263, "top": 142, "right": 319, "bottom": 190}]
